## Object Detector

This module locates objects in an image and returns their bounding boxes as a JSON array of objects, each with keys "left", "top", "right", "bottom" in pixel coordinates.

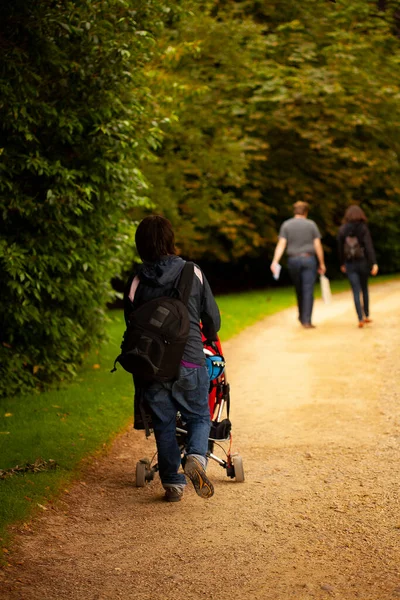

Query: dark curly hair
[{"left": 135, "top": 215, "right": 176, "bottom": 262}]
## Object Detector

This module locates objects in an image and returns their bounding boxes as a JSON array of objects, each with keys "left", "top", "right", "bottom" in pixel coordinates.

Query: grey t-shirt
[{"left": 279, "top": 217, "right": 321, "bottom": 256}]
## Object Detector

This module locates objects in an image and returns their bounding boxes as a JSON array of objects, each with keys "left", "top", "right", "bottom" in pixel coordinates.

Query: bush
[{"left": 0, "top": 0, "right": 166, "bottom": 396}]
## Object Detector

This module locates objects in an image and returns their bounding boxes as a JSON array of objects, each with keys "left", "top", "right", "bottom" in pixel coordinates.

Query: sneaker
[
  {"left": 303, "top": 323, "right": 316, "bottom": 329},
  {"left": 363, "top": 318, "right": 372, "bottom": 324},
  {"left": 184, "top": 456, "right": 214, "bottom": 499},
  {"left": 164, "top": 487, "right": 183, "bottom": 503},
  {"left": 358, "top": 321, "right": 364, "bottom": 328}
]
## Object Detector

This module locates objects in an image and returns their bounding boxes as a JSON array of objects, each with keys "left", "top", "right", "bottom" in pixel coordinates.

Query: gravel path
[{"left": 2, "top": 281, "right": 400, "bottom": 600}]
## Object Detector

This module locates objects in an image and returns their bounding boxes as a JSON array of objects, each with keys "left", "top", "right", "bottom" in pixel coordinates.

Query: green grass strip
[
  {"left": 0, "top": 313, "right": 133, "bottom": 552},
  {"left": 0, "top": 273, "right": 398, "bottom": 551}
]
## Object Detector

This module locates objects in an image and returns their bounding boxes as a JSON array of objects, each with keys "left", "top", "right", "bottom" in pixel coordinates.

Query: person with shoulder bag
[
  {"left": 337, "top": 205, "right": 379, "bottom": 328},
  {"left": 122, "top": 215, "right": 221, "bottom": 502}
]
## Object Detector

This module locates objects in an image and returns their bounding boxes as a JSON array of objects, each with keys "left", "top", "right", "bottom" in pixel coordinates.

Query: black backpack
[
  {"left": 111, "top": 262, "right": 194, "bottom": 383},
  {"left": 343, "top": 235, "right": 364, "bottom": 261}
]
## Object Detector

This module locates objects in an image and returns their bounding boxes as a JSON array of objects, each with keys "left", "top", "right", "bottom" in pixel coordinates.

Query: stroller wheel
[
  {"left": 135, "top": 461, "right": 147, "bottom": 487},
  {"left": 232, "top": 454, "right": 245, "bottom": 483}
]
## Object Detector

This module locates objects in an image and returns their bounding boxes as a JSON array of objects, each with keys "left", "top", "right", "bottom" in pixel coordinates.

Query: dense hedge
[{"left": 0, "top": 1, "right": 166, "bottom": 397}]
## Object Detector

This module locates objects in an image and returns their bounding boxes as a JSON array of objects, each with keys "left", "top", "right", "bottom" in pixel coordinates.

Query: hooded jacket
[
  {"left": 337, "top": 221, "right": 377, "bottom": 267},
  {"left": 123, "top": 255, "right": 221, "bottom": 366}
]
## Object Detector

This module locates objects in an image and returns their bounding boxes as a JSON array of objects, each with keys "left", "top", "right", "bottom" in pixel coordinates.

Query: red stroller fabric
[{"left": 201, "top": 334, "right": 226, "bottom": 419}]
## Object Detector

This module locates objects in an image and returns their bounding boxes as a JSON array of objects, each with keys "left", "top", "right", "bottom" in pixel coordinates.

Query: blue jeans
[
  {"left": 345, "top": 260, "right": 370, "bottom": 321},
  {"left": 143, "top": 366, "right": 210, "bottom": 487},
  {"left": 287, "top": 255, "right": 317, "bottom": 325}
]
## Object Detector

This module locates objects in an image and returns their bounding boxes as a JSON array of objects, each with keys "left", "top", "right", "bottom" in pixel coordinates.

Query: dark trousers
[
  {"left": 143, "top": 366, "right": 210, "bottom": 487},
  {"left": 345, "top": 259, "right": 370, "bottom": 321},
  {"left": 287, "top": 255, "right": 317, "bottom": 325}
]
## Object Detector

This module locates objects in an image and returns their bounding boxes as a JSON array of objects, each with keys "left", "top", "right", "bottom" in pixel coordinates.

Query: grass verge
[
  {"left": 0, "top": 273, "right": 398, "bottom": 553},
  {"left": 0, "top": 313, "right": 133, "bottom": 554}
]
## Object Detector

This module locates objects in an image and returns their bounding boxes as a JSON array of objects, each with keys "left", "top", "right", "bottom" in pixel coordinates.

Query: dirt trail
[{"left": 2, "top": 281, "right": 400, "bottom": 600}]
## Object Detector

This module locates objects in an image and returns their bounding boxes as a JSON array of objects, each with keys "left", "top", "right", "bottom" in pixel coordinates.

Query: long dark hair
[
  {"left": 135, "top": 215, "right": 176, "bottom": 262},
  {"left": 343, "top": 205, "right": 367, "bottom": 223}
]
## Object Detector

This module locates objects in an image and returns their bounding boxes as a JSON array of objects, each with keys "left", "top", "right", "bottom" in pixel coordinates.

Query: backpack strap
[
  {"left": 177, "top": 262, "right": 194, "bottom": 305},
  {"left": 128, "top": 275, "right": 140, "bottom": 303}
]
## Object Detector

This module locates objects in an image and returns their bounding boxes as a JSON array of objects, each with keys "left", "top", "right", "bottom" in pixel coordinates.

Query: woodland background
[{"left": 1, "top": 0, "right": 400, "bottom": 396}]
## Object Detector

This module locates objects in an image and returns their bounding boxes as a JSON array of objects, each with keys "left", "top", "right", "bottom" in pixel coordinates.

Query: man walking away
[{"left": 270, "top": 201, "right": 326, "bottom": 329}]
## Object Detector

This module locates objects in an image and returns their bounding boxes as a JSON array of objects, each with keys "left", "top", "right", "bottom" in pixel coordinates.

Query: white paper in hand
[
  {"left": 320, "top": 274, "right": 332, "bottom": 304},
  {"left": 272, "top": 263, "right": 281, "bottom": 281}
]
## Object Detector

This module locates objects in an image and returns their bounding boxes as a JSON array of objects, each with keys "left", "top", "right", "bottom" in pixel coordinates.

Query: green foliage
[
  {"left": 0, "top": 1, "right": 168, "bottom": 396},
  {"left": 140, "top": 0, "right": 400, "bottom": 270},
  {"left": 141, "top": 9, "right": 270, "bottom": 261},
  {"left": 242, "top": 0, "right": 400, "bottom": 263}
]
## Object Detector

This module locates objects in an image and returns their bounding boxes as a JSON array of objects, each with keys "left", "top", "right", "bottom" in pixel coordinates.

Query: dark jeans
[
  {"left": 345, "top": 259, "right": 370, "bottom": 321},
  {"left": 143, "top": 366, "right": 210, "bottom": 487},
  {"left": 287, "top": 255, "right": 317, "bottom": 325}
]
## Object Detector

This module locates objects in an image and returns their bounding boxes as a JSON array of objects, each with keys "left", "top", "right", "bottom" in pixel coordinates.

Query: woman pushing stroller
[{"left": 123, "top": 215, "right": 221, "bottom": 502}]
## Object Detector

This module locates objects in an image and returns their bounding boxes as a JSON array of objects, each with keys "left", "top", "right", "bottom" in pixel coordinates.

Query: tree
[
  {"left": 139, "top": 6, "right": 270, "bottom": 261},
  {"left": 142, "top": 0, "right": 400, "bottom": 273},
  {"left": 240, "top": 0, "right": 400, "bottom": 268},
  {"left": 0, "top": 0, "right": 168, "bottom": 396}
]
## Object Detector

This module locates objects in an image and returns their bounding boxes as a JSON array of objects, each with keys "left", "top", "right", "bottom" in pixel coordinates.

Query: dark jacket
[
  {"left": 337, "top": 221, "right": 377, "bottom": 267},
  {"left": 123, "top": 255, "right": 221, "bottom": 366}
]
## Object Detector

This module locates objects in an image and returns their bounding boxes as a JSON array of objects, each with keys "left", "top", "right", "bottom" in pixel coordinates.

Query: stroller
[{"left": 134, "top": 336, "right": 244, "bottom": 487}]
